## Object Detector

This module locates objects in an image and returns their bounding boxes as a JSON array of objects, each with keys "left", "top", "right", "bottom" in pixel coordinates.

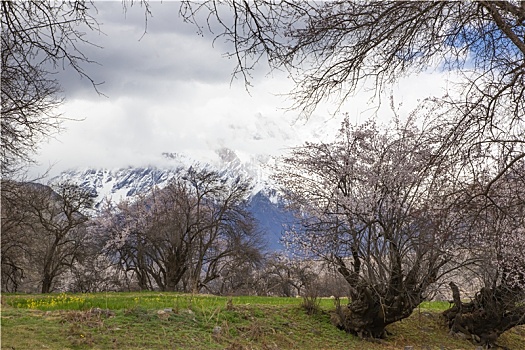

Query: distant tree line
[{"left": 1, "top": 166, "right": 346, "bottom": 297}]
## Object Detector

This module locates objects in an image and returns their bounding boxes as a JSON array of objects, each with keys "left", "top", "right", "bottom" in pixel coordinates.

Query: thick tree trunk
[
  {"left": 331, "top": 250, "right": 435, "bottom": 338},
  {"left": 41, "top": 273, "right": 53, "bottom": 293},
  {"left": 330, "top": 282, "right": 423, "bottom": 338},
  {"left": 443, "top": 282, "right": 525, "bottom": 347},
  {"left": 165, "top": 263, "right": 187, "bottom": 291}
]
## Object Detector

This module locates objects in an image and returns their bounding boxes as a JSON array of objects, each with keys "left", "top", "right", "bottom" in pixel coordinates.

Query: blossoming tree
[{"left": 275, "top": 116, "right": 468, "bottom": 338}]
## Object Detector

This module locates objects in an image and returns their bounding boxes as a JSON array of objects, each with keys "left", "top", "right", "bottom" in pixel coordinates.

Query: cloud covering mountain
[
  {"left": 29, "top": 2, "right": 452, "bottom": 180},
  {"left": 52, "top": 148, "right": 293, "bottom": 251}
]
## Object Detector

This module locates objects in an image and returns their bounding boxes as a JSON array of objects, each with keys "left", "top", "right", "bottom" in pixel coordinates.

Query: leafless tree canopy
[
  {"left": 181, "top": 1, "right": 524, "bottom": 116},
  {"left": 1, "top": 1, "right": 100, "bottom": 177},
  {"left": 180, "top": 1, "right": 525, "bottom": 194},
  {"left": 100, "top": 167, "right": 265, "bottom": 293},
  {"left": 1, "top": 180, "right": 93, "bottom": 293}
]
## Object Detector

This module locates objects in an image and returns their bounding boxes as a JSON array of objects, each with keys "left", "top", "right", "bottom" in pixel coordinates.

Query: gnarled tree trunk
[
  {"left": 443, "top": 282, "right": 525, "bottom": 347},
  {"left": 331, "top": 281, "right": 426, "bottom": 338},
  {"left": 331, "top": 253, "right": 442, "bottom": 338}
]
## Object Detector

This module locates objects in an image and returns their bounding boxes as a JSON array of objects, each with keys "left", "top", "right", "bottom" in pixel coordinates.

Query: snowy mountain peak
[
  {"left": 52, "top": 148, "right": 275, "bottom": 208},
  {"left": 50, "top": 149, "right": 292, "bottom": 251}
]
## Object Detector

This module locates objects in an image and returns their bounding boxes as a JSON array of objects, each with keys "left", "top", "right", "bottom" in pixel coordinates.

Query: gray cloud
[
  {"left": 29, "top": 2, "right": 453, "bottom": 179},
  {"left": 56, "top": 2, "right": 237, "bottom": 100}
]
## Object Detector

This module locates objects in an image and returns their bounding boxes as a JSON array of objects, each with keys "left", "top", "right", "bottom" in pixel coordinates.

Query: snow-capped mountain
[
  {"left": 54, "top": 149, "right": 273, "bottom": 206},
  {"left": 55, "top": 167, "right": 177, "bottom": 205},
  {"left": 51, "top": 148, "right": 292, "bottom": 251}
]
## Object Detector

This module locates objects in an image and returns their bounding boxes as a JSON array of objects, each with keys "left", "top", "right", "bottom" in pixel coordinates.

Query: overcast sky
[{"left": 30, "top": 1, "right": 451, "bottom": 178}]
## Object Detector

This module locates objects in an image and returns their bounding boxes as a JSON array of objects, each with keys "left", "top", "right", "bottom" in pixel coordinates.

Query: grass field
[{"left": 2, "top": 292, "right": 524, "bottom": 349}]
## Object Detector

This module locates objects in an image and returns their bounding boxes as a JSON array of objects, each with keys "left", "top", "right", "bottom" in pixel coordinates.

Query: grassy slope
[{"left": 1, "top": 292, "right": 524, "bottom": 350}]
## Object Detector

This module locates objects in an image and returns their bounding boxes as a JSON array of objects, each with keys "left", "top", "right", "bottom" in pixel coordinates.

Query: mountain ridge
[{"left": 51, "top": 149, "right": 291, "bottom": 251}]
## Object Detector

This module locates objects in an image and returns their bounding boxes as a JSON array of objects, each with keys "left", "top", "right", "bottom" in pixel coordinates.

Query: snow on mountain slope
[
  {"left": 55, "top": 167, "right": 179, "bottom": 207},
  {"left": 54, "top": 149, "right": 271, "bottom": 206},
  {"left": 51, "top": 149, "right": 293, "bottom": 250}
]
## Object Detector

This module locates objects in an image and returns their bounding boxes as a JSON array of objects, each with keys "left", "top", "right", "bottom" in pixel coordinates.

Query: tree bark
[
  {"left": 41, "top": 273, "right": 53, "bottom": 294},
  {"left": 443, "top": 282, "right": 525, "bottom": 347}
]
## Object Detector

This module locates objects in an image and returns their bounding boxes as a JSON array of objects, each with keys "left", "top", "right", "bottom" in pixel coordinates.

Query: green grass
[
  {"left": 3, "top": 292, "right": 312, "bottom": 312},
  {"left": 2, "top": 292, "right": 524, "bottom": 349}
]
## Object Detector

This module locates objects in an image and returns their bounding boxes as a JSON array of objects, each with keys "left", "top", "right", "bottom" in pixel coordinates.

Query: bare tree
[
  {"left": 180, "top": 1, "right": 524, "bottom": 196},
  {"left": 275, "top": 116, "right": 468, "bottom": 338},
  {"left": 443, "top": 162, "right": 525, "bottom": 347},
  {"left": 1, "top": 180, "right": 32, "bottom": 291},
  {"left": 180, "top": 1, "right": 524, "bottom": 117},
  {"left": 0, "top": 181, "right": 93, "bottom": 293},
  {"left": 104, "top": 166, "right": 264, "bottom": 292},
  {"left": 203, "top": 242, "right": 263, "bottom": 296},
  {"left": 1, "top": 1, "right": 101, "bottom": 177},
  {"left": 30, "top": 182, "right": 93, "bottom": 293},
  {"left": 256, "top": 253, "right": 317, "bottom": 297}
]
